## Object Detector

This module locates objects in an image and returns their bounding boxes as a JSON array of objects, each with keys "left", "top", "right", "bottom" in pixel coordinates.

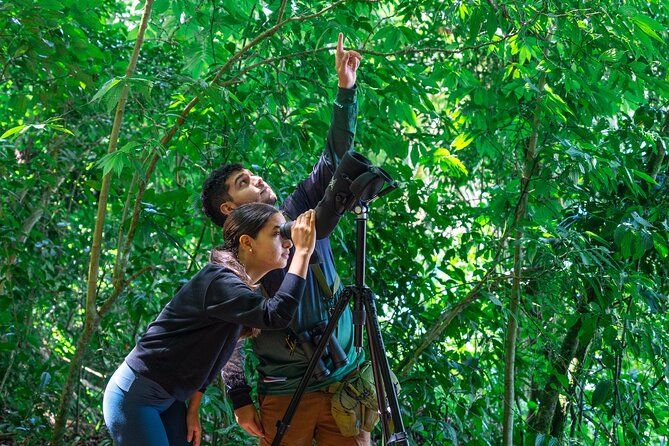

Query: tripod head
[{"left": 280, "top": 151, "right": 397, "bottom": 240}]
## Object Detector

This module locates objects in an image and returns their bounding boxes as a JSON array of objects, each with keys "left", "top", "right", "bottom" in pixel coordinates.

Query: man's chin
[{"left": 262, "top": 195, "right": 278, "bottom": 206}]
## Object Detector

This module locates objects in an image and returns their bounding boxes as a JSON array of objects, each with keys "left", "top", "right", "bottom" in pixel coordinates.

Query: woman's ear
[{"left": 238, "top": 235, "right": 253, "bottom": 253}]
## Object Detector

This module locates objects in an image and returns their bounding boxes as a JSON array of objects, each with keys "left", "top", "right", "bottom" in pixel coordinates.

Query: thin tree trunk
[
  {"left": 502, "top": 231, "right": 525, "bottom": 446},
  {"left": 571, "top": 340, "right": 598, "bottom": 438},
  {"left": 502, "top": 76, "right": 544, "bottom": 445},
  {"left": 570, "top": 339, "right": 593, "bottom": 439},
  {"left": 50, "top": 2, "right": 155, "bottom": 444},
  {"left": 0, "top": 350, "right": 16, "bottom": 396}
]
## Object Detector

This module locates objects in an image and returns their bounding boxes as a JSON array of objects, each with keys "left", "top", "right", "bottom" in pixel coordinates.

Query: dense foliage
[{"left": 1, "top": 0, "right": 667, "bottom": 444}]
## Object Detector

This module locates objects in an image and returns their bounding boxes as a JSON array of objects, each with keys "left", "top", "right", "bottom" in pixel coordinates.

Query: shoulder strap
[{"left": 310, "top": 264, "right": 340, "bottom": 298}]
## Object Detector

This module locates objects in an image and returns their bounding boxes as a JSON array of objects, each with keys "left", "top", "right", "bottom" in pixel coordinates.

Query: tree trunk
[
  {"left": 526, "top": 317, "right": 582, "bottom": 436},
  {"left": 526, "top": 287, "right": 598, "bottom": 443},
  {"left": 50, "top": 2, "right": 155, "bottom": 444},
  {"left": 502, "top": 76, "right": 544, "bottom": 445},
  {"left": 502, "top": 225, "right": 526, "bottom": 446}
]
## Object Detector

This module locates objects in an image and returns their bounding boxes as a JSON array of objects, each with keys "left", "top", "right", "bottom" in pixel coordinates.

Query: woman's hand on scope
[{"left": 290, "top": 209, "right": 316, "bottom": 257}]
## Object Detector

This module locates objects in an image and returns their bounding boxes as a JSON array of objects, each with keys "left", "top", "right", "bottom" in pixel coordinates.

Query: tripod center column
[{"left": 354, "top": 202, "right": 368, "bottom": 287}]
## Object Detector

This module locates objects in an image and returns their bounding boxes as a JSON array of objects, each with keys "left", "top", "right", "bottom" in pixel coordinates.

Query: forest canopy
[{"left": 1, "top": 0, "right": 668, "bottom": 445}]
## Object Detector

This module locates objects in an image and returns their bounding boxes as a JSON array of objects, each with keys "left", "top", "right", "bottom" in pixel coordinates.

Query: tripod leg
[
  {"left": 269, "top": 287, "right": 355, "bottom": 446},
  {"left": 365, "top": 311, "right": 391, "bottom": 441},
  {"left": 363, "top": 290, "right": 409, "bottom": 446}
]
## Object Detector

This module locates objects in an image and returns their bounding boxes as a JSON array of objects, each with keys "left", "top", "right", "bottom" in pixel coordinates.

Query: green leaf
[
  {"left": 641, "top": 407, "right": 660, "bottom": 428},
  {"left": 153, "top": 0, "right": 171, "bottom": 14},
  {"left": 617, "top": 424, "right": 625, "bottom": 446},
  {"left": 50, "top": 125, "right": 74, "bottom": 135},
  {"left": 128, "top": 77, "right": 154, "bottom": 102},
  {"left": 621, "top": 231, "right": 633, "bottom": 258},
  {"left": 483, "top": 291, "right": 502, "bottom": 306},
  {"left": 39, "top": 371, "right": 51, "bottom": 389},
  {"left": 434, "top": 148, "right": 469, "bottom": 177},
  {"left": 631, "top": 14, "right": 665, "bottom": 44},
  {"left": 618, "top": 5, "right": 636, "bottom": 17},
  {"left": 631, "top": 211, "right": 652, "bottom": 228},
  {"left": 0, "top": 124, "right": 27, "bottom": 139},
  {"left": 578, "top": 316, "right": 597, "bottom": 343},
  {"left": 592, "top": 380, "right": 612, "bottom": 407},
  {"left": 118, "top": 141, "right": 141, "bottom": 154},
  {"left": 519, "top": 46, "right": 532, "bottom": 65},
  {"left": 91, "top": 77, "right": 123, "bottom": 103},
  {"left": 631, "top": 169, "right": 658, "bottom": 185},
  {"left": 445, "top": 423, "right": 458, "bottom": 444},
  {"left": 39, "top": 0, "right": 66, "bottom": 10},
  {"left": 96, "top": 150, "right": 129, "bottom": 176},
  {"left": 653, "top": 233, "right": 668, "bottom": 258},
  {"left": 554, "top": 372, "right": 569, "bottom": 389},
  {"left": 450, "top": 133, "right": 474, "bottom": 150},
  {"left": 585, "top": 231, "right": 608, "bottom": 244},
  {"left": 599, "top": 48, "right": 625, "bottom": 63}
]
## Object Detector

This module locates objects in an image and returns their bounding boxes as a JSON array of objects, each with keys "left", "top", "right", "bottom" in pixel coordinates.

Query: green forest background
[{"left": 1, "top": 0, "right": 668, "bottom": 445}]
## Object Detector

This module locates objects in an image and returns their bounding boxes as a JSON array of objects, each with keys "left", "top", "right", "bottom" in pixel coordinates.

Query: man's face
[{"left": 220, "top": 168, "right": 278, "bottom": 215}]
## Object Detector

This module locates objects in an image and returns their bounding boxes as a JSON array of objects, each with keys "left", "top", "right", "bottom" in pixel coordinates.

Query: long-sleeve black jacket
[{"left": 125, "top": 264, "right": 305, "bottom": 402}]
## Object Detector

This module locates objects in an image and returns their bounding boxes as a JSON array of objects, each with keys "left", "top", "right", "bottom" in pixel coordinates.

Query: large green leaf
[{"left": 592, "top": 380, "right": 612, "bottom": 407}]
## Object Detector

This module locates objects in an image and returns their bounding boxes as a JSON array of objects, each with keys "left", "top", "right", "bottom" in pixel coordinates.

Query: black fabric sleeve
[
  {"left": 328, "top": 86, "right": 358, "bottom": 162},
  {"left": 206, "top": 271, "right": 305, "bottom": 329}
]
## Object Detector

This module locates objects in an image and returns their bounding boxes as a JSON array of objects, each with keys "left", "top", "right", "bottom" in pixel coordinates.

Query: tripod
[{"left": 270, "top": 200, "right": 409, "bottom": 446}]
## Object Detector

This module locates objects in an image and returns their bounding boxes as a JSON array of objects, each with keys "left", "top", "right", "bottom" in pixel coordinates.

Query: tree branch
[
  {"left": 220, "top": 9, "right": 543, "bottom": 88},
  {"left": 276, "top": 0, "right": 288, "bottom": 24},
  {"left": 98, "top": 266, "right": 154, "bottom": 318}
]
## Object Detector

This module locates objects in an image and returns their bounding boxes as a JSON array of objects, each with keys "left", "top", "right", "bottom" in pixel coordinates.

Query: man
[{"left": 201, "top": 34, "right": 370, "bottom": 445}]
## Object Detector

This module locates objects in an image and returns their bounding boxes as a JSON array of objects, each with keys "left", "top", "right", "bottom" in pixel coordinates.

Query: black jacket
[{"left": 125, "top": 263, "right": 305, "bottom": 401}]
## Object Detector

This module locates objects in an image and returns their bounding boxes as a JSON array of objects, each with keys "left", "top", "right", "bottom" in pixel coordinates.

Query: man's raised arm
[
  {"left": 326, "top": 32, "right": 361, "bottom": 163},
  {"left": 282, "top": 33, "right": 362, "bottom": 216}
]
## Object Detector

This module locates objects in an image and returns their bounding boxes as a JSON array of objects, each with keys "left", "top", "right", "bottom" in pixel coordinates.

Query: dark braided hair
[{"left": 201, "top": 163, "right": 243, "bottom": 227}]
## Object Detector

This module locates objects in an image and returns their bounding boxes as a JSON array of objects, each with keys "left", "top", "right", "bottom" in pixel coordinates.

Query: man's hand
[
  {"left": 234, "top": 404, "right": 265, "bottom": 438},
  {"left": 186, "top": 409, "right": 201, "bottom": 446},
  {"left": 335, "top": 33, "right": 361, "bottom": 89}
]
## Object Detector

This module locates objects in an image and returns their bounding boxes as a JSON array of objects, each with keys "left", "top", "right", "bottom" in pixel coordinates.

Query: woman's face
[{"left": 246, "top": 212, "right": 293, "bottom": 273}]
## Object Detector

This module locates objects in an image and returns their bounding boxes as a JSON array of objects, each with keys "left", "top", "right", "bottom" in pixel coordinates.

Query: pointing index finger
[{"left": 337, "top": 32, "right": 344, "bottom": 53}]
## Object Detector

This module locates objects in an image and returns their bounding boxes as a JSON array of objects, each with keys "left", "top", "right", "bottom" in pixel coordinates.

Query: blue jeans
[{"left": 103, "top": 362, "right": 189, "bottom": 446}]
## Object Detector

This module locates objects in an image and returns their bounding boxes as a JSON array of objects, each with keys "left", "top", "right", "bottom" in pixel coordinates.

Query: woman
[{"left": 103, "top": 203, "right": 316, "bottom": 446}]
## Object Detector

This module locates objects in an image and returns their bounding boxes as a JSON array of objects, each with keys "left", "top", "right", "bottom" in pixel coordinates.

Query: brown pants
[{"left": 258, "top": 392, "right": 371, "bottom": 446}]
